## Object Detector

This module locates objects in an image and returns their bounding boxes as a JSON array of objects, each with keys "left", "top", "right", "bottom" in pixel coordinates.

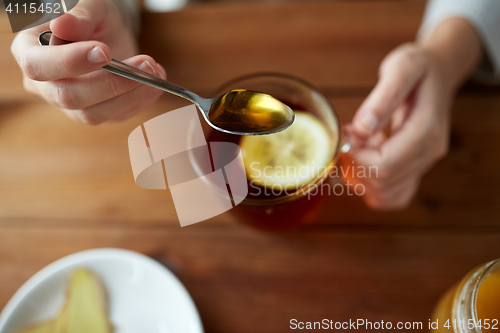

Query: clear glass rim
[
  {"left": 210, "top": 72, "right": 343, "bottom": 205},
  {"left": 454, "top": 259, "right": 500, "bottom": 333}
]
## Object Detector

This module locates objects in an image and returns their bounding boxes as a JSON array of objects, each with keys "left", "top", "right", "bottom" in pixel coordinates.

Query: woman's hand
[
  {"left": 11, "top": 0, "right": 165, "bottom": 125},
  {"left": 344, "top": 17, "right": 483, "bottom": 210}
]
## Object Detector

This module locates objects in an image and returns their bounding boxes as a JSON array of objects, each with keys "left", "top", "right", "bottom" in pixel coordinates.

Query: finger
[
  {"left": 109, "top": 88, "right": 164, "bottom": 123},
  {"left": 391, "top": 87, "right": 417, "bottom": 133},
  {"left": 352, "top": 45, "right": 426, "bottom": 137},
  {"left": 50, "top": 0, "right": 111, "bottom": 41},
  {"left": 11, "top": 22, "right": 50, "bottom": 65},
  {"left": 390, "top": 104, "right": 409, "bottom": 134},
  {"left": 157, "top": 64, "right": 167, "bottom": 80},
  {"left": 343, "top": 125, "right": 385, "bottom": 149},
  {"left": 350, "top": 76, "right": 444, "bottom": 182},
  {"left": 340, "top": 157, "right": 418, "bottom": 210},
  {"left": 345, "top": 142, "right": 432, "bottom": 209},
  {"left": 36, "top": 55, "right": 163, "bottom": 110},
  {"left": 377, "top": 74, "right": 448, "bottom": 173},
  {"left": 63, "top": 85, "right": 163, "bottom": 125},
  {"left": 103, "top": 64, "right": 166, "bottom": 122},
  {"left": 14, "top": 41, "right": 111, "bottom": 81},
  {"left": 59, "top": 59, "right": 166, "bottom": 125},
  {"left": 364, "top": 177, "right": 419, "bottom": 210},
  {"left": 348, "top": 139, "right": 428, "bottom": 193},
  {"left": 15, "top": 20, "right": 50, "bottom": 40},
  {"left": 87, "top": 84, "right": 164, "bottom": 124}
]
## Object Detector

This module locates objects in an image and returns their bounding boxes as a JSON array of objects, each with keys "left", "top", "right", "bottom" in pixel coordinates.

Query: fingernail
[
  {"left": 356, "top": 112, "right": 378, "bottom": 135},
  {"left": 87, "top": 46, "right": 108, "bottom": 64},
  {"left": 139, "top": 60, "right": 156, "bottom": 74}
]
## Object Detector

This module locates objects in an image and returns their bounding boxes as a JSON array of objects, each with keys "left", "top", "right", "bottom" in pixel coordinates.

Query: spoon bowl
[
  {"left": 38, "top": 31, "right": 294, "bottom": 135},
  {"left": 208, "top": 89, "right": 294, "bottom": 134}
]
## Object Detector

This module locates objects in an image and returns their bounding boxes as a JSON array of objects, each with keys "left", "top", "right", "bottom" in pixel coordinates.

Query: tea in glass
[{"left": 201, "top": 73, "right": 344, "bottom": 230}]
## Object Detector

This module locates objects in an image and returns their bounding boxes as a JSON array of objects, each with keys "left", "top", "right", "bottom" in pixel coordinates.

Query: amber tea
[
  {"left": 198, "top": 74, "right": 342, "bottom": 231},
  {"left": 207, "top": 99, "right": 338, "bottom": 230}
]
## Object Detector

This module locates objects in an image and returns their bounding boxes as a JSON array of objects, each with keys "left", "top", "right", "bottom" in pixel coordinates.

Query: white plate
[{"left": 0, "top": 248, "right": 204, "bottom": 333}]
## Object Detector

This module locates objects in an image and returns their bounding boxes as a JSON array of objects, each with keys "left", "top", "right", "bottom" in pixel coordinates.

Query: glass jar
[{"left": 432, "top": 259, "right": 500, "bottom": 333}]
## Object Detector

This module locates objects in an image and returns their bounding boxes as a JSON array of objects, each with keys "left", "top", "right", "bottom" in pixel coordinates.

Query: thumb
[
  {"left": 352, "top": 46, "right": 426, "bottom": 137},
  {"left": 50, "top": 0, "right": 108, "bottom": 41}
]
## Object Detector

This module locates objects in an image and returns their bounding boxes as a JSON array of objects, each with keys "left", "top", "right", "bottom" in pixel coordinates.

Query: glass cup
[
  {"left": 197, "top": 73, "right": 349, "bottom": 231},
  {"left": 432, "top": 259, "right": 500, "bottom": 333}
]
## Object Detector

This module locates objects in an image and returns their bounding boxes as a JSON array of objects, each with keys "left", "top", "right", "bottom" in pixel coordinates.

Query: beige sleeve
[{"left": 419, "top": 0, "right": 500, "bottom": 85}]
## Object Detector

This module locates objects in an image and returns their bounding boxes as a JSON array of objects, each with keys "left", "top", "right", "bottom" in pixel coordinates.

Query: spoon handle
[
  {"left": 38, "top": 31, "right": 201, "bottom": 106},
  {"left": 102, "top": 59, "right": 199, "bottom": 104}
]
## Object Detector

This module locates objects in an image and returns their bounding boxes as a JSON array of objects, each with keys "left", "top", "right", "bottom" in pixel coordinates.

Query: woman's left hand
[{"left": 343, "top": 18, "right": 483, "bottom": 210}]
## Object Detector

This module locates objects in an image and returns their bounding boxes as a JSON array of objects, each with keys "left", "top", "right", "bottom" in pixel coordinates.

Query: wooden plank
[
  {"left": 0, "top": 225, "right": 499, "bottom": 332},
  {"left": 1, "top": 92, "right": 499, "bottom": 227},
  {"left": 0, "top": 95, "right": 193, "bottom": 225},
  {"left": 139, "top": 0, "right": 426, "bottom": 95}
]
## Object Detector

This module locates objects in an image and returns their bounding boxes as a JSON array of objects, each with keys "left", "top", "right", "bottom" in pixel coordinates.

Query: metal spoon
[{"left": 38, "top": 31, "right": 294, "bottom": 135}]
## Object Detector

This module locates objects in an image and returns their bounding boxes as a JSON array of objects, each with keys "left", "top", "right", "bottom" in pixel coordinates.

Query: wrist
[{"left": 418, "top": 17, "right": 483, "bottom": 90}]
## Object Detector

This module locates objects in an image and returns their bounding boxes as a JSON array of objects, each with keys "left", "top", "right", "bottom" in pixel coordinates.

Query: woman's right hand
[{"left": 11, "top": 0, "right": 165, "bottom": 125}]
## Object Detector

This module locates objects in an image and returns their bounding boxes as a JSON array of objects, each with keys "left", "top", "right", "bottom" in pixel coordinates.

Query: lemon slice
[{"left": 240, "top": 111, "right": 335, "bottom": 190}]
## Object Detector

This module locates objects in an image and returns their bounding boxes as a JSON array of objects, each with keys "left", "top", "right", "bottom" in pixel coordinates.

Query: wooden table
[{"left": 1, "top": 1, "right": 500, "bottom": 332}]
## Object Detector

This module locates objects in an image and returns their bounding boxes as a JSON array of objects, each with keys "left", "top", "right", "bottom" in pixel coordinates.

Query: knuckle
[
  {"left": 378, "top": 87, "right": 398, "bottom": 106},
  {"left": 20, "top": 53, "right": 39, "bottom": 81},
  {"left": 394, "top": 195, "right": 413, "bottom": 210},
  {"left": 369, "top": 178, "right": 389, "bottom": 192},
  {"left": 435, "top": 141, "right": 449, "bottom": 160},
  {"left": 106, "top": 76, "right": 122, "bottom": 98},
  {"left": 79, "top": 113, "right": 102, "bottom": 126},
  {"left": 397, "top": 49, "right": 419, "bottom": 69},
  {"left": 10, "top": 37, "right": 17, "bottom": 57},
  {"left": 428, "top": 123, "right": 442, "bottom": 140},
  {"left": 53, "top": 84, "right": 79, "bottom": 110},
  {"left": 368, "top": 194, "right": 411, "bottom": 211},
  {"left": 426, "top": 128, "right": 449, "bottom": 161},
  {"left": 72, "top": 110, "right": 103, "bottom": 126},
  {"left": 374, "top": 193, "right": 391, "bottom": 206},
  {"left": 366, "top": 196, "right": 388, "bottom": 210},
  {"left": 379, "top": 57, "right": 391, "bottom": 76},
  {"left": 375, "top": 165, "right": 391, "bottom": 182},
  {"left": 58, "top": 56, "right": 73, "bottom": 78},
  {"left": 382, "top": 44, "right": 420, "bottom": 75},
  {"left": 22, "top": 76, "right": 36, "bottom": 94},
  {"left": 393, "top": 184, "right": 419, "bottom": 210},
  {"left": 365, "top": 177, "right": 418, "bottom": 211}
]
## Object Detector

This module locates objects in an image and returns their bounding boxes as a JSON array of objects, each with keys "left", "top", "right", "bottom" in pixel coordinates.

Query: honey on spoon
[{"left": 39, "top": 31, "right": 294, "bottom": 135}]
